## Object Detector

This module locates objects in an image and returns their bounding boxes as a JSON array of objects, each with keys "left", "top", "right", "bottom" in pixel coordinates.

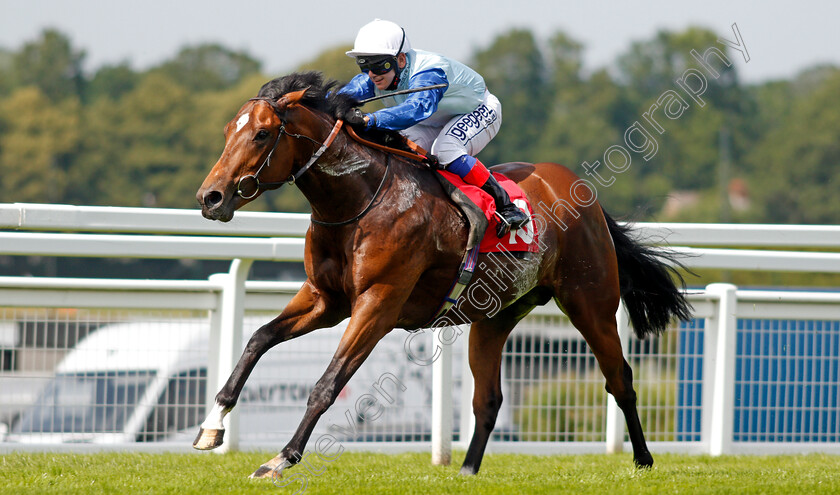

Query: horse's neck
[{"left": 295, "top": 139, "right": 391, "bottom": 222}]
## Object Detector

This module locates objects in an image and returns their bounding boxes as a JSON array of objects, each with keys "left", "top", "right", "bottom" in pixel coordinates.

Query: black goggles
[{"left": 356, "top": 56, "right": 397, "bottom": 75}]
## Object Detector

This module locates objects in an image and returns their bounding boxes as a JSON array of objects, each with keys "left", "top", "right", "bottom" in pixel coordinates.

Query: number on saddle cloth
[{"left": 436, "top": 170, "right": 539, "bottom": 254}]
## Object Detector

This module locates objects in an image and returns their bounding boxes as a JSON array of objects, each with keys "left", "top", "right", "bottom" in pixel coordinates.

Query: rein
[{"left": 344, "top": 126, "right": 434, "bottom": 166}]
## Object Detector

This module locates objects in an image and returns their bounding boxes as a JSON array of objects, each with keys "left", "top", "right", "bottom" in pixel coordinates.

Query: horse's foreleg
[
  {"left": 194, "top": 280, "right": 343, "bottom": 450},
  {"left": 460, "top": 305, "right": 527, "bottom": 475},
  {"left": 250, "top": 288, "right": 405, "bottom": 479}
]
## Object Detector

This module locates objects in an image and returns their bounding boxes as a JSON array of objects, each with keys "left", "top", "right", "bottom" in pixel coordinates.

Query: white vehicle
[{"left": 4, "top": 318, "right": 513, "bottom": 445}]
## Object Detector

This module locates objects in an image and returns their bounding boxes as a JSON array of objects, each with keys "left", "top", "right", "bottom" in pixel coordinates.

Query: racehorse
[{"left": 194, "top": 71, "right": 691, "bottom": 478}]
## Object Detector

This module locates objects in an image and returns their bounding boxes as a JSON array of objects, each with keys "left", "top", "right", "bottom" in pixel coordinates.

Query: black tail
[{"left": 602, "top": 209, "right": 693, "bottom": 339}]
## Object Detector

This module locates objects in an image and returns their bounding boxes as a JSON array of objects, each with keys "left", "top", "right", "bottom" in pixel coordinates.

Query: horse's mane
[{"left": 257, "top": 71, "right": 413, "bottom": 152}]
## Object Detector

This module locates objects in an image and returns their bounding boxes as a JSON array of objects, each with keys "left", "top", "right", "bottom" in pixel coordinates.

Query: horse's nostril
[{"left": 205, "top": 191, "right": 223, "bottom": 208}]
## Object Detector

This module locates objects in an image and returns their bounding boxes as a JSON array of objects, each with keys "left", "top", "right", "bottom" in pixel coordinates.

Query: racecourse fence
[{"left": 1, "top": 203, "right": 840, "bottom": 460}]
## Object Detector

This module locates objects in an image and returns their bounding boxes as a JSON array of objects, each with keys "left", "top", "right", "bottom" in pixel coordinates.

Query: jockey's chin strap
[{"left": 236, "top": 100, "right": 343, "bottom": 199}]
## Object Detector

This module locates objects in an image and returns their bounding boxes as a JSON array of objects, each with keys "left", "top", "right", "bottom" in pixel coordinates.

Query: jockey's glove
[{"left": 342, "top": 108, "right": 367, "bottom": 128}]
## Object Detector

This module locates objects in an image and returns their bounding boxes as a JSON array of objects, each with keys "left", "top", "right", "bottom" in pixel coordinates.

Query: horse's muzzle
[{"left": 197, "top": 188, "right": 235, "bottom": 222}]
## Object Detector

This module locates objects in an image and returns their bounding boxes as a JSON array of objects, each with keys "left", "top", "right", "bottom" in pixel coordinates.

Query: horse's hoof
[
  {"left": 459, "top": 466, "right": 478, "bottom": 476},
  {"left": 249, "top": 457, "right": 290, "bottom": 480},
  {"left": 192, "top": 428, "right": 225, "bottom": 450},
  {"left": 634, "top": 453, "right": 654, "bottom": 469},
  {"left": 249, "top": 465, "right": 275, "bottom": 479}
]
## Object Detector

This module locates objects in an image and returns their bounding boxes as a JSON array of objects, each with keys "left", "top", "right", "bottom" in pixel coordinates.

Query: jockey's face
[
  {"left": 363, "top": 53, "right": 406, "bottom": 90},
  {"left": 367, "top": 69, "right": 396, "bottom": 90}
]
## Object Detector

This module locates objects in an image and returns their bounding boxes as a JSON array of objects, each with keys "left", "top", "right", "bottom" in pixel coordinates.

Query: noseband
[{"left": 236, "top": 98, "right": 343, "bottom": 199}]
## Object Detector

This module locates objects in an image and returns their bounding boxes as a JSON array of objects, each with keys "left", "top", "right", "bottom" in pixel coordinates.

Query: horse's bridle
[
  {"left": 234, "top": 97, "right": 394, "bottom": 227},
  {"left": 235, "top": 98, "right": 343, "bottom": 200}
]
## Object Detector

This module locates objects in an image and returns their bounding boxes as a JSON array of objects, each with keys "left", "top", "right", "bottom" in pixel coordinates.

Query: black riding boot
[{"left": 480, "top": 175, "right": 530, "bottom": 237}]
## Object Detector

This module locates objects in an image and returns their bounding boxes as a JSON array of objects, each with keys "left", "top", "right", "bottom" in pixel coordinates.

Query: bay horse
[{"left": 194, "top": 71, "right": 691, "bottom": 478}]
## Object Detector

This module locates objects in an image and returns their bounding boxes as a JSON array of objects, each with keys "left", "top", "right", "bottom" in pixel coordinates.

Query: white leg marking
[{"left": 200, "top": 402, "right": 229, "bottom": 430}]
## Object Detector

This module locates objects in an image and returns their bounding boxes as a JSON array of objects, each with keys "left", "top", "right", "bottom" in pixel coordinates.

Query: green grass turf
[{"left": 2, "top": 451, "right": 840, "bottom": 494}]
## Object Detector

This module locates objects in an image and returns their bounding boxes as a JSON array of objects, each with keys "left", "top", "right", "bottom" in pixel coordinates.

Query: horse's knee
[
  {"left": 473, "top": 391, "right": 503, "bottom": 430},
  {"left": 214, "top": 330, "right": 275, "bottom": 408},
  {"left": 473, "top": 390, "right": 503, "bottom": 413}
]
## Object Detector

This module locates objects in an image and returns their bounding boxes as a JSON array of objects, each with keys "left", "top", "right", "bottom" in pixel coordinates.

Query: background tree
[
  {"left": 70, "top": 73, "right": 197, "bottom": 207},
  {"left": 86, "top": 62, "right": 139, "bottom": 101},
  {"left": 746, "top": 69, "right": 840, "bottom": 224},
  {"left": 470, "top": 29, "right": 552, "bottom": 165},
  {"left": 296, "top": 45, "right": 359, "bottom": 84},
  {"left": 0, "top": 87, "right": 80, "bottom": 202},
  {"left": 612, "top": 27, "right": 751, "bottom": 218},
  {"left": 3, "top": 26, "right": 840, "bottom": 284},
  {"left": 0, "top": 48, "right": 14, "bottom": 96},
  {"left": 151, "top": 44, "right": 262, "bottom": 92},
  {"left": 11, "top": 29, "right": 85, "bottom": 102},
  {"left": 1, "top": 25, "right": 838, "bottom": 226},
  {"left": 533, "top": 32, "right": 633, "bottom": 213},
  {"left": 617, "top": 27, "right": 739, "bottom": 110}
]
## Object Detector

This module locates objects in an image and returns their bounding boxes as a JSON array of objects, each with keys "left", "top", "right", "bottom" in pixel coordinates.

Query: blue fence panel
[
  {"left": 677, "top": 319, "right": 704, "bottom": 441},
  {"left": 734, "top": 319, "right": 840, "bottom": 442},
  {"left": 678, "top": 318, "right": 840, "bottom": 442}
]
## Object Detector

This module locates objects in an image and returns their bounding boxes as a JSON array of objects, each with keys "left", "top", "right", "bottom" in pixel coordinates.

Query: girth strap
[{"left": 423, "top": 246, "right": 480, "bottom": 327}]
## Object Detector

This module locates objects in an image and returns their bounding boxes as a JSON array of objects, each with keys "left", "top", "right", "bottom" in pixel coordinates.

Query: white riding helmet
[{"left": 346, "top": 19, "right": 411, "bottom": 57}]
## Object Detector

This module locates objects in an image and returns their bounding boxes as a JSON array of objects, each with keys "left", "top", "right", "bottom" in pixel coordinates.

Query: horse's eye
[{"left": 255, "top": 130, "right": 270, "bottom": 141}]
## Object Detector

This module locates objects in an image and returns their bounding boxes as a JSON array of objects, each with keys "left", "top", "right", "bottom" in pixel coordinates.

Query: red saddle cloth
[{"left": 437, "top": 170, "right": 539, "bottom": 253}]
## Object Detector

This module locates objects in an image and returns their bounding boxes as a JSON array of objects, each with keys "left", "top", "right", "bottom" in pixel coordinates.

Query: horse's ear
[{"left": 276, "top": 88, "right": 309, "bottom": 110}]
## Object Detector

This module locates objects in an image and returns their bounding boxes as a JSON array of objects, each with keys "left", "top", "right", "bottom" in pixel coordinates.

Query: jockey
[{"left": 338, "top": 19, "right": 529, "bottom": 237}]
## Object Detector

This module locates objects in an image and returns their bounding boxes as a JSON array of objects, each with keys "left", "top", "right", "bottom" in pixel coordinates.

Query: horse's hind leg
[{"left": 556, "top": 289, "right": 653, "bottom": 468}]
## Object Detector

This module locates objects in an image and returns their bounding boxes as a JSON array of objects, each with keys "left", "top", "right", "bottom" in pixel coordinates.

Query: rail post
[
  {"left": 459, "top": 326, "right": 475, "bottom": 451},
  {"left": 606, "top": 302, "right": 631, "bottom": 453},
  {"left": 704, "top": 283, "right": 738, "bottom": 456},
  {"left": 209, "top": 258, "right": 254, "bottom": 453},
  {"left": 431, "top": 326, "right": 454, "bottom": 465}
]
